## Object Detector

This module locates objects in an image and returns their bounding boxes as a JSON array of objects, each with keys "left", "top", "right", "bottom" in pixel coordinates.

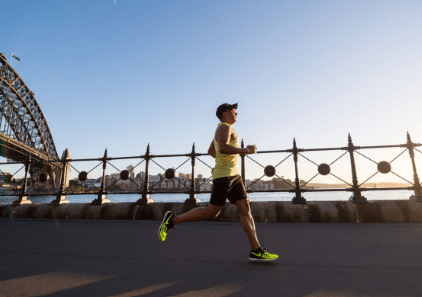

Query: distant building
[
  {"left": 0, "top": 172, "right": 11, "bottom": 184},
  {"left": 136, "top": 171, "right": 146, "bottom": 181},
  {"left": 127, "top": 165, "right": 135, "bottom": 179},
  {"left": 197, "top": 178, "right": 212, "bottom": 191},
  {"left": 245, "top": 180, "right": 274, "bottom": 191}
]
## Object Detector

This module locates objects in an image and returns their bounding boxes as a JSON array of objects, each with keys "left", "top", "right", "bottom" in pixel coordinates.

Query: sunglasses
[{"left": 224, "top": 109, "right": 236, "bottom": 115}]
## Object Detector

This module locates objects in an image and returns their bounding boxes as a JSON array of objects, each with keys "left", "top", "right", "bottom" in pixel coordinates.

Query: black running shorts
[{"left": 210, "top": 175, "right": 247, "bottom": 206}]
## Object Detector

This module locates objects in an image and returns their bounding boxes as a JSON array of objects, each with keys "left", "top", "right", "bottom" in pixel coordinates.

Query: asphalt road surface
[{"left": 1, "top": 218, "right": 422, "bottom": 297}]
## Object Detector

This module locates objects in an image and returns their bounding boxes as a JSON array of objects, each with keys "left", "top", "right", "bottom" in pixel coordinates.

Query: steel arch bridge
[
  {"left": 0, "top": 53, "right": 67, "bottom": 189},
  {"left": 0, "top": 53, "right": 59, "bottom": 162}
]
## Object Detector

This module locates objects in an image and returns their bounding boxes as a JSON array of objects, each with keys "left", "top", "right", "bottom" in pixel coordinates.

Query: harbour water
[{"left": 0, "top": 190, "right": 415, "bottom": 204}]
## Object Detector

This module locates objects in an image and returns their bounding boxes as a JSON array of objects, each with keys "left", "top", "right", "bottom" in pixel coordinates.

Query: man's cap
[{"left": 216, "top": 103, "right": 238, "bottom": 119}]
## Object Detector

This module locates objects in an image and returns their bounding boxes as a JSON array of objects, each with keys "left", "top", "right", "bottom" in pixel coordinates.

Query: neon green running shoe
[
  {"left": 249, "top": 247, "right": 278, "bottom": 261},
  {"left": 158, "top": 211, "right": 174, "bottom": 241}
]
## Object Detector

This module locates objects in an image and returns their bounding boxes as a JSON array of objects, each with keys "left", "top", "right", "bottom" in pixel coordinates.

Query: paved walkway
[{"left": 1, "top": 218, "right": 422, "bottom": 297}]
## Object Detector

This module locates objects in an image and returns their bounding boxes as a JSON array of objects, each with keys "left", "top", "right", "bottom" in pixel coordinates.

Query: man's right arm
[{"left": 217, "top": 125, "right": 256, "bottom": 155}]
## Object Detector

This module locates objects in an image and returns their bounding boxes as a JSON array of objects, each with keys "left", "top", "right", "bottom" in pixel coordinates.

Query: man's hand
[{"left": 246, "top": 145, "right": 257, "bottom": 154}]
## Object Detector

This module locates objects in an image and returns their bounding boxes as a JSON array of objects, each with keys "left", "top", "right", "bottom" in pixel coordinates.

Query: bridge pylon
[{"left": 51, "top": 149, "right": 71, "bottom": 205}]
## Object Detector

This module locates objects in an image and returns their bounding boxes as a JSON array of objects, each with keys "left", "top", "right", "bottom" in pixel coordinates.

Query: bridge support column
[
  {"left": 13, "top": 154, "right": 32, "bottom": 205},
  {"left": 51, "top": 149, "right": 71, "bottom": 205}
]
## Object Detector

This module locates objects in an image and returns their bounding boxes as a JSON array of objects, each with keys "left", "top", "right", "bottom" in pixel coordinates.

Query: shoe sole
[
  {"left": 158, "top": 211, "right": 172, "bottom": 241},
  {"left": 249, "top": 257, "right": 277, "bottom": 261}
]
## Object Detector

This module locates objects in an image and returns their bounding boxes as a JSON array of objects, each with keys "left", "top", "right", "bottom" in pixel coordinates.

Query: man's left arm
[{"left": 208, "top": 140, "right": 216, "bottom": 158}]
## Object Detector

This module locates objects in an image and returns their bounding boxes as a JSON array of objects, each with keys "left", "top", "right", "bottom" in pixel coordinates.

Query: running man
[{"left": 159, "top": 103, "right": 278, "bottom": 261}]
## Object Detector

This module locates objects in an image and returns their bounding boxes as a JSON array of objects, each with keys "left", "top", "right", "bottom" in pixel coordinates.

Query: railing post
[
  {"left": 92, "top": 149, "right": 110, "bottom": 204},
  {"left": 185, "top": 143, "right": 200, "bottom": 205},
  {"left": 241, "top": 139, "right": 246, "bottom": 186},
  {"left": 51, "top": 149, "right": 71, "bottom": 205},
  {"left": 348, "top": 134, "right": 367, "bottom": 203},
  {"left": 292, "top": 138, "right": 306, "bottom": 204},
  {"left": 406, "top": 132, "right": 422, "bottom": 202},
  {"left": 12, "top": 153, "right": 32, "bottom": 205},
  {"left": 137, "top": 144, "right": 153, "bottom": 204}
]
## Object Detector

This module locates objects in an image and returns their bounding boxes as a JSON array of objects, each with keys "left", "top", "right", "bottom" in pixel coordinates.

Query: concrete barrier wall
[{"left": 2, "top": 199, "right": 422, "bottom": 223}]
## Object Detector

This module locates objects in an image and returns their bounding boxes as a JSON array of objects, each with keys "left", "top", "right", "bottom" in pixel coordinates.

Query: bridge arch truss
[{"left": 0, "top": 54, "right": 59, "bottom": 161}]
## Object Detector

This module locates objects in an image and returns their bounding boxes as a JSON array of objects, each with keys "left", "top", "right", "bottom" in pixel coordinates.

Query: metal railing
[{"left": 1, "top": 132, "right": 422, "bottom": 205}]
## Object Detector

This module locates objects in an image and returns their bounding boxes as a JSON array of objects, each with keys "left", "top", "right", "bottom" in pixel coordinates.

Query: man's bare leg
[
  {"left": 173, "top": 204, "right": 222, "bottom": 225},
  {"left": 235, "top": 199, "right": 260, "bottom": 250}
]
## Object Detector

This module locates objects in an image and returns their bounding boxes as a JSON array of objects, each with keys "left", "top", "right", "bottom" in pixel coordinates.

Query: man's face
[{"left": 224, "top": 109, "right": 237, "bottom": 124}]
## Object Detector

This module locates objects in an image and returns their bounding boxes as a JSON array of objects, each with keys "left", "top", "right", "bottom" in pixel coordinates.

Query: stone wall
[{"left": 2, "top": 199, "right": 422, "bottom": 223}]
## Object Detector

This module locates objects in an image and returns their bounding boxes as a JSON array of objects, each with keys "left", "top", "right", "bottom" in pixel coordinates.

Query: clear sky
[{"left": 2, "top": 0, "right": 422, "bottom": 183}]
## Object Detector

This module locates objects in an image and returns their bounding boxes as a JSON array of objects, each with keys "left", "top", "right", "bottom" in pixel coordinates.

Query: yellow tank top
[{"left": 212, "top": 123, "right": 239, "bottom": 180}]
